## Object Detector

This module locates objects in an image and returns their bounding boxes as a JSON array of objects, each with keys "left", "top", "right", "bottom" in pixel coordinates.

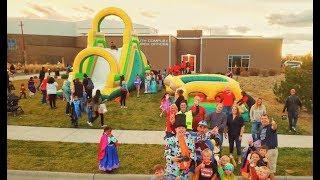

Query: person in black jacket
[
  {"left": 237, "top": 91, "right": 255, "bottom": 112},
  {"left": 37, "top": 67, "right": 46, "bottom": 90},
  {"left": 175, "top": 89, "right": 185, "bottom": 112},
  {"left": 83, "top": 74, "right": 94, "bottom": 99},
  {"left": 282, "top": 89, "right": 302, "bottom": 132}
]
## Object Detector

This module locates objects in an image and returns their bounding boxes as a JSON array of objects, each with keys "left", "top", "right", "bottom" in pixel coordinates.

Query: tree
[{"left": 273, "top": 54, "right": 312, "bottom": 112}]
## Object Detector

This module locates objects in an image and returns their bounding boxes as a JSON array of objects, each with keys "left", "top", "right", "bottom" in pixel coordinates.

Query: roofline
[{"left": 201, "top": 36, "right": 283, "bottom": 40}]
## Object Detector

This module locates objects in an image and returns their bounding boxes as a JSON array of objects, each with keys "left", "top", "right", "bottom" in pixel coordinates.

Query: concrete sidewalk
[
  {"left": 7, "top": 170, "right": 313, "bottom": 180},
  {"left": 9, "top": 71, "right": 67, "bottom": 81},
  {"left": 7, "top": 125, "right": 313, "bottom": 148}
]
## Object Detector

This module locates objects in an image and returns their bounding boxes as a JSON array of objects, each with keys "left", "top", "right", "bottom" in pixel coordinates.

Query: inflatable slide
[{"left": 69, "top": 7, "right": 150, "bottom": 100}]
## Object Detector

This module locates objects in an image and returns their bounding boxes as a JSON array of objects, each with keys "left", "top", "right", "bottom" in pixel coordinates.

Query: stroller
[{"left": 7, "top": 92, "right": 24, "bottom": 116}]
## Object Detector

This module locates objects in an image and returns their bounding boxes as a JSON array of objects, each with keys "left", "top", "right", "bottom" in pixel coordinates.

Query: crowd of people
[
  {"left": 7, "top": 64, "right": 303, "bottom": 179},
  {"left": 148, "top": 85, "right": 303, "bottom": 180}
]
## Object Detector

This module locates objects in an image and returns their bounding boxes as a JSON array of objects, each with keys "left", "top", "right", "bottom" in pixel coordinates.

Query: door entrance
[{"left": 181, "top": 54, "right": 196, "bottom": 74}]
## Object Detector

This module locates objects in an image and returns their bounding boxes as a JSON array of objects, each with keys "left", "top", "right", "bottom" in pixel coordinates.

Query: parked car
[{"left": 283, "top": 60, "right": 303, "bottom": 69}]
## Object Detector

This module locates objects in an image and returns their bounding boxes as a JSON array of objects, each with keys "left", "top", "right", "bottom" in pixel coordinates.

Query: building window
[
  {"left": 228, "top": 55, "right": 250, "bottom": 71},
  {"left": 7, "top": 39, "right": 17, "bottom": 51}
]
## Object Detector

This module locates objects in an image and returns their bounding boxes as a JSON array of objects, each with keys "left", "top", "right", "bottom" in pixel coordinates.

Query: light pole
[{"left": 19, "top": 21, "right": 27, "bottom": 72}]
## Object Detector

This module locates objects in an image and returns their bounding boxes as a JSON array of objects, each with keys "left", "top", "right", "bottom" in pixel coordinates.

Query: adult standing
[
  {"left": 225, "top": 105, "right": 245, "bottom": 164},
  {"left": 282, "top": 89, "right": 302, "bottom": 132},
  {"left": 164, "top": 114, "right": 196, "bottom": 179},
  {"left": 259, "top": 114, "right": 278, "bottom": 180},
  {"left": 221, "top": 86, "right": 235, "bottom": 116},
  {"left": 88, "top": 89, "right": 105, "bottom": 127},
  {"left": 46, "top": 77, "right": 58, "bottom": 109},
  {"left": 62, "top": 79, "right": 72, "bottom": 115},
  {"left": 206, "top": 103, "right": 227, "bottom": 150},
  {"left": 38, "top": 67, "right": 46, "bottom": 90},
  {"left": 83, "top": 74, "right": 94, "bottom": 99},
  {"left": 250, "top": 98, "right": 267, "bottom": 141},
  {"left": 175, "top": 89, "right": 185, "bottom": 112},
  {"left": 190, "top": 96, "right": 206, "bottom": 131}
]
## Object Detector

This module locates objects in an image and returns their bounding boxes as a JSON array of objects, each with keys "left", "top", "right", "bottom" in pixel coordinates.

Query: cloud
[
  {"left": 73, "top": 6, "right": 95, "bottom": 14},
  {"left": 23, "top": 2, "right": 72, "bottom": 20},
  {"left": 266, "top": 9, "right": 312, "bottom": 27},
  {"left": 231, "top": 26, "right": 251, "bottom": 33},
  {"left": 21, "top": 10, "right": 41, "bottom": 18},
  {"left": 282, "top": 33, "right": 313, "bottom": 44},
  {"left": 140, "top": 11, "right": 159, "bottom": 18}
]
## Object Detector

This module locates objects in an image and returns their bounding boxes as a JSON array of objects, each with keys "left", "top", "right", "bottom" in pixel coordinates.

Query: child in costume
[
  {"left": 160, "top": 93, "right": 171, "bottom": 117},
  {"left": 70, "top": 95, "right": 81, "bottom": 128},
  {"left": 217, "top": 163, "right": 236, "bottom": 180},
  {"left": 98, "top": 126, "right": 120, "bottom": 172},
  {"left": 27, "top": 77, "right": 36, "bottom": 98},
  {"left": 164, "top": 114, "right": 196, "bottom": 179},
  {"left": 134, "top": 74, "right": 142, "bottom": 97},
  {"left": 151, "top": 164, "right": 165, "bottom": 180},
  {"left": 150, "top": 72, "right": 158, "bottom": 93},
  {"left": 19, "top": 83, "right": 27, "bottom": 99},
  {"left": 144, "top": 73, "right": 151, "bottom": 93}
]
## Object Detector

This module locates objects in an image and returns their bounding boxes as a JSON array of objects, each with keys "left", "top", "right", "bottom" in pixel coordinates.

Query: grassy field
[
  {"left": 237, "top": 75, "right": 312, "bottom": 135},
  {"left": 7, "top": 140, "right": 312, "bottom": 176},
  {"left": 8, "top": 75, "right": 312, "bottom": 135}
]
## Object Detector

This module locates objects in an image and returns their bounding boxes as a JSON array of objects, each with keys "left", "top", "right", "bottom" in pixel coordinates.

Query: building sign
[
  {"left": 7, "top": 38, "right": 17, "bottom": 51},
  {"left": 140, "top": 38, "right": 169, "bottom": 46}
]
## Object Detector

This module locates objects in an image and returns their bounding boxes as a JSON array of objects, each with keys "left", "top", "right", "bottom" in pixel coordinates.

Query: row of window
[{"left": 228, "top": 55, "right": 250, "bottom": 70}]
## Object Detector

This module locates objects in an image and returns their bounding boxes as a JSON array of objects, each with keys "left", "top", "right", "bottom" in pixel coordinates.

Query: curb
[{"left": 7, "top": 170, "right": 313, "bottom": 180}]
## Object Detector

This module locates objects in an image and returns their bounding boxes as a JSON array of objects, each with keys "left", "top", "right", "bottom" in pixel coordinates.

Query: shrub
[
  {"left": 249, "top": 68, "right": 260, "bottom": 76},
  {"left": 268, "top": 69, "right": 278, "bottom": 76},
  {"left": 240, "top": 70, "right": 249, "bottom": 77},
  {"left": 273, "top": 56, "right": 312, "bottom": 112},
  {"left": 260, "top": 69, "right": 269, "bottom": 77},
  {"left": 61, "top": 74, "right": 69, "bottom": 79}
]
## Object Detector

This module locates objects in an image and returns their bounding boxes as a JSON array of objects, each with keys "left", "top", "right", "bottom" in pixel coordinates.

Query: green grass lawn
[
  {"left": 8, "top": 78, "right": 312, "bottom": 135},
  {"left": 7, "top": 140, "right": 312, "bottom": 176}
]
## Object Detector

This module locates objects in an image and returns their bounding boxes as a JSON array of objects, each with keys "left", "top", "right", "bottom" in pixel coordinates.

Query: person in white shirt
[
  {"left": 250, "top": 98, "right": 267, "bottom": 141},
  {"left": 46, "top": 76, "right": 58, "bottom": 109}
]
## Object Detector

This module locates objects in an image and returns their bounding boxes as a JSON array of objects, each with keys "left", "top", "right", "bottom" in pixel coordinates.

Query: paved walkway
[
  {"left": 7, "top": 125, "right": 312, "bottom": 148},
  {"left": 7, "top": 170, "right": 313, "bottom": 180},
  {"left": 9, "top": 71, "right": 67, "bottom": 81}
]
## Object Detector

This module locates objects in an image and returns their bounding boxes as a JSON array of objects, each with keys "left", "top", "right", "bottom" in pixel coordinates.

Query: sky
[{"left": 7, "top": 0, "right": 313, "bottom": 56}]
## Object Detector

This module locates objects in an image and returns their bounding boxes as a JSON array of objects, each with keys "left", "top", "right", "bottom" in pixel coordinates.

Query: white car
[{"left": 283, "top": 60, "right": 303, "bottom": 68}]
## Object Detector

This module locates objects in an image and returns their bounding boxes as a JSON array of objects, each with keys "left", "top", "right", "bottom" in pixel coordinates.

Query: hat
[
  {"left": 173, "top": 114, "right": 187, "bottom": 129},
  {"left": 223, "top": 163, "right": 234, "bottom": 172},
  {"left": 198, "top": 120, "right": 208, "bottom": 127}
]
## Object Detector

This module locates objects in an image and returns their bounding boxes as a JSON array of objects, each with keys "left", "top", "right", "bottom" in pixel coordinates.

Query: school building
[{"left": 7, "top": 18, "right": 283, "bottom": 73}]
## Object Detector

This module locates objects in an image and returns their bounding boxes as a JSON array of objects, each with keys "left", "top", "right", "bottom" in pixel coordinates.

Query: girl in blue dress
[{"left": 98, "top": 126, "right": 120, "bottom": 172}]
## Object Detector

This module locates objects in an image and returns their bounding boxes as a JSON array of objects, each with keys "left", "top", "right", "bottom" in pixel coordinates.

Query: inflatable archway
[
  {"left": 72, "top": 47, "right": 119, "bottom": 89},
  {"left": 69, "top": 7, "right": 149, "bottom": 100}
]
